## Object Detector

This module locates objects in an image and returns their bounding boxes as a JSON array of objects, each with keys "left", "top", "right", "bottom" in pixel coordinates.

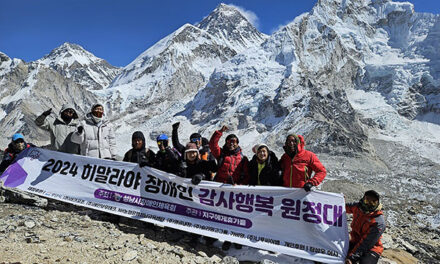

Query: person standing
[
  {"left": 123, "top": 131, "right": 156, "bottom": 167},
  {"left": 171, "top": 122, "right": 215, "bottom": 161},
  {"left": 279, "top": 134, "right": 326, "bottom": 192},
  {"left": 154, "top": 134, "right": 181, "bottom": 174},
  {"left": 175, "top": 142, "right": 218, "bottom": 247},
  {"left": 71, "top": 103, "right": 116, "bottom": 159},
  {"left": 177, "top": 142, "right": 217, "bottom": 184},
  {"left": 345, "top": 190, "right": 386, "bottom": 264},
  {"left": 209, "top": 125, "right": 249, "bottom": 185},
  {"left": 35, "top": 104, "right": 80, "bottom": 154},
  {"left": 209, "top": 125, "right": 249, "bottom": 250}
]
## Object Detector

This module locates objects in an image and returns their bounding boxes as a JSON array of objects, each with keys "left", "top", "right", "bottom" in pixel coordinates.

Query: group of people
[{"left": 0, "top": 103, "right": 386, "bottom": 264}]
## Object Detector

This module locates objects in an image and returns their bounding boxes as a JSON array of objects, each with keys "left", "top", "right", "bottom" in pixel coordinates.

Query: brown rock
[{"left": 382, "top": 249, "right": 418, "bottom": 264}]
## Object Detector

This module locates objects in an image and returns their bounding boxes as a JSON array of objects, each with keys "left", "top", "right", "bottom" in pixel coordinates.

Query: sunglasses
[
  {"left": 64, "top": 109, "right": 75, "bottom": 114},
  {"left": 362, "top": 197, "right": 378, "bottom": 207},
  {"left": 191, "top": 138, "right": 201, "bottom": 143},
  {"left": 157, "top": 140, "right": 167, "bottom": 145},
  {"left": 227, "top": 139, "right": 238, "bottom": 144}
]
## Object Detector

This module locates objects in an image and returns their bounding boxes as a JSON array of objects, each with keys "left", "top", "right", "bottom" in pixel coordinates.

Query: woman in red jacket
[
  {"left": 346, "top": 190, "right": 386, "bottom": 264},
  {"left": 279, "top": 134, "right": 326, "bottom": 191}
]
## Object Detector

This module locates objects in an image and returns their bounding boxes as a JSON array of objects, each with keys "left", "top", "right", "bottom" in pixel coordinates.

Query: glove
[
  {"left": 77, "top": 126, "right": 84, "bottom": 134},
  {"left": 172, "top": 122, "right": 180, "bottom": 130},
  {"left": 348, "top": 251, "right": 362, "bottom": 262},
  {"left": 139, "top": 161, "right": 149, "bottom": 167},
  {"left": 43, "top": 108, "right": 52, "bottom": 116},
  {"left": 303, "top": 182, "right": 314, "bottom": 192},
  {"left": 191, "top": 173, "right": 204, "bottom": 185}
]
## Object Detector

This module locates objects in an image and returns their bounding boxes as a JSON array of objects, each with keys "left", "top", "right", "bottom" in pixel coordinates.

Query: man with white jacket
[
  {"left": 35, "top": 104, "right": 81, "bottom": 154},
  {"left": 71, "top": 103, "right": 116, "bottom": 160}
]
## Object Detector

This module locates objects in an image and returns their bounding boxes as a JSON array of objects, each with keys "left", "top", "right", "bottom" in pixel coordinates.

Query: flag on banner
[{"left": 0, "top": 147, "right": 349, "bottom": 263}]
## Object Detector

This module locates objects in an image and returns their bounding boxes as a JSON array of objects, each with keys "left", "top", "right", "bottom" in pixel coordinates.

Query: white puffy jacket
[
  {"left": 71, "top": 113, "right": 116, "bottom": 159},
  {"left": 35, "top": 104, "right": 80, "bottom": 154}
]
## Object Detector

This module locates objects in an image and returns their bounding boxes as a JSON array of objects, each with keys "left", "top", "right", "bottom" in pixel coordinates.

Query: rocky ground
[{"left": 0, "top": 183, "right": 438, "bottom": 264}]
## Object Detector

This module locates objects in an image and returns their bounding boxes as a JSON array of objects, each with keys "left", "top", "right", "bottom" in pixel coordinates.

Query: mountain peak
[
  {"left": 37, "top": 42, "right": 120, "bottom": 90},
  {"left": 0, "top": 52, "right": 10, "bottom": 63},
  {"left": 44, "top": 42, "right": 93, "bottom": 62},
  {"left": 197, "top": 3, "right": 266, "bottom": 51},
  {"left": 214, "top": 3, "right": 241, "bottom": 15}
]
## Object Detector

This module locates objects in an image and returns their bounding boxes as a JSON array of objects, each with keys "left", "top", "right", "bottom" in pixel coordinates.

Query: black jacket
[
  {"left": 172, "top": 128, "right": 215, "bottom": 161},
  {"left": 0, "top": 142, "right": 34, "bottom": 173},
  {"left": 155, "top": 147, "right": 181, "bottom": 174},
  {"left": 123, "top": 148, "right": 156, "bottom": 167},
  {"left": 248, "top": 151, "right": 282, "bottom": 186},
  {"left": 178, "top": 159, "right": 217, "bottom": 180}
]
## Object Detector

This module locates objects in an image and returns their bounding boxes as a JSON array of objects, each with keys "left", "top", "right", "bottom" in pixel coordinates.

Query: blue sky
[{"left": 0, "top": 0, "right": 439, "bottom": 67}]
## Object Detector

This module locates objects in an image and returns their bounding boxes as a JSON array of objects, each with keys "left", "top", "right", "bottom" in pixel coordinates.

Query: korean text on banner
[{"left": 0, "top": 147, "right": 349, "bottom": 263}]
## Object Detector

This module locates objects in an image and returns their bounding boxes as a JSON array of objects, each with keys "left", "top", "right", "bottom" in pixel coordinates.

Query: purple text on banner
[{"left": 94, "top": 188, "right": 252, "bottom": 228}]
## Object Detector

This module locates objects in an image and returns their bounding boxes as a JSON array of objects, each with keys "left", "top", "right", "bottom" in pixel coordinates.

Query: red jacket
[
  {"left": 279, "top": 135, "right": 326, "bottom": 188},
  {"left": 209, "top": 130, "right": 249, "bottom": 184},
  {"left": 346, "top": 203, "right": 385, "bottom": 257}
]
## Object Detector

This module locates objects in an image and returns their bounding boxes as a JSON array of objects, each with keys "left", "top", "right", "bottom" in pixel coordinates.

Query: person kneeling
[{"left": 346, "top": 190, "right": 386, "bottom": 264}]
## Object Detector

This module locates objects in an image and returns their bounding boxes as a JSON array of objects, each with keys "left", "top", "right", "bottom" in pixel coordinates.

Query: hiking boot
[{"left": 222, "top": 241, "right": 232, "bottom": 251}]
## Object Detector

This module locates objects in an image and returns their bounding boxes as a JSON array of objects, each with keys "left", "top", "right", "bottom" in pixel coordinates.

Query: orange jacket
[
  {"left": 279, "top": 135, "right": 326, "bottom": 188},
  {"left": 346, "top": 203, "right": 385, "bottom": 257}
]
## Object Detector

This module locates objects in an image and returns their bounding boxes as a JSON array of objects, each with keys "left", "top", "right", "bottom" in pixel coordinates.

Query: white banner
[{"left": 0, "top": 147, "right": 348, "bottom": 263}]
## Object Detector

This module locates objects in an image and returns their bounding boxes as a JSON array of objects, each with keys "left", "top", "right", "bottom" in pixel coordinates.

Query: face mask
[
  {"left": 92, "top": 115, "right": 102, "bottom": 124},
  {"left": 61, "top": 114, "right": 73, "bottom": 124}
]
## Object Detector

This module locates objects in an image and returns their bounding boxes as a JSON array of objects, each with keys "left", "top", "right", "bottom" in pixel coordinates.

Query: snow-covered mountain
[
  {"left": 104, "top": 0, "right": 440, "bottom": 235},
  {"left": 1, "top": 0, "right": 438, "bottom": 187},
  {"left": 105, "top": 23, "right": 236, "bottom": 115},
  {"left": 104, "top": 3, "right": 268, "bottom": 118},
  {"left": 38, "top": 42, "right": 120, "bottom": 90},
  {"left": 0, "top": 51, "right": 102, "bottom": 148},
  {"left": 1, "top": 0, "right": 440, "bottom": 261},
  {"left": 196, "top": 3, "right": 267, "bottom": 52}
]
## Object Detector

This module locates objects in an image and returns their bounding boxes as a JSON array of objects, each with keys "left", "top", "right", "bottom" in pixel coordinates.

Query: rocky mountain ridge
[
  {"left": 37, "top": 42, "right": 120, "bottom": 90},
  {"left": 0, "top": 0, "right": 439, "bottom": 262}
]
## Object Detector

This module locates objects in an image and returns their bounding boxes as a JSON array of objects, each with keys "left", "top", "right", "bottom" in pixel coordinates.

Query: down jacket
[
  {"left": 209, "top": 130, "right": 249, "bottom": 184},
  {"left": 71, "top": 113, "right": 116, "bottom": 159},
  {"left": 34, "top": 104, "right": 80, "bottom": 154},
  {"left": 279, "top": 134, "right": 326, "bottom": 188},
  {"left": 248, "top": 151, "right": 282, "bottom": 186},
  {"left": 346, "top": 203, "right": 385, "bottom": 257}
]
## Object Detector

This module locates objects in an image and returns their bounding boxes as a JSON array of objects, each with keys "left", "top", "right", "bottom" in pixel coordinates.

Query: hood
[
  {"left": 131, "top": 131, "right": 146, "bottom": 149},
  {"left": 297, "top": 134, "right": 305, "bottom": 153},
  {"left": 285, "top": 134, "right": 306, "bottom": 153},
  {"left": 59, "top": 103, "right": 79, "bottom": 119}
]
